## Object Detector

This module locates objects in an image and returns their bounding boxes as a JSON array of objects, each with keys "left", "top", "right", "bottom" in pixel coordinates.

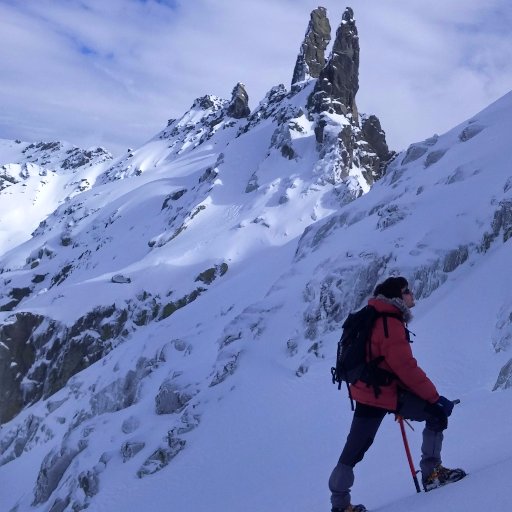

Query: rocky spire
[
  {"left": 291, "top": 7, "right": 331, "bottom": 85},
  {"left": 227, "top": 83, "right": 250, "bottom": 119},
  {"left": 308, "top": 7, "right": 360, "bottom": 117},
  {"left": 361, "top": 115, "right": 393, "bottom": 162}
]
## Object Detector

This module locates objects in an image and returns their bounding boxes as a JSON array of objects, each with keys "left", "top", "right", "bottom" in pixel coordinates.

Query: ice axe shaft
[
  {"left": 397, "top": 416, "right": 421, "bottom": 493},
  {"left": 396, "top": 398, "right": 460, "bottom": 493}
]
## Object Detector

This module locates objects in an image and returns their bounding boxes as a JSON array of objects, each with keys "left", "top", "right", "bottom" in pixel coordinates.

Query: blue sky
[{"left": 0, "top": 0, "right": 511, "bottom": 156}]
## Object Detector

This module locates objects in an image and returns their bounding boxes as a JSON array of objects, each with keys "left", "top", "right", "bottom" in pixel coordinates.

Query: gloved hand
[{"left": 435, "top": 395, "right": 454, "bottom": 417}]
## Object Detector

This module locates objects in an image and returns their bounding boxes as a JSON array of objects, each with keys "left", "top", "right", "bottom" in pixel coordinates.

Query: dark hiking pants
[{"left": 329, "top": 393, "right": 446, "bottom": 510}]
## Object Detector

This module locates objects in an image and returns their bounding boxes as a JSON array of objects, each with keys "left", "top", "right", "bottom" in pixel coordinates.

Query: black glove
[{"left": 435, "top": 395, "right": 454, "bottom": 417}]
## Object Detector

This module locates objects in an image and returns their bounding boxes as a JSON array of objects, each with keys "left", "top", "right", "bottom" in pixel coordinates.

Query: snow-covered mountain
[
  {"left": 0, "top": 140, "right": 112, "bottom": 255},
  {"left": 1, "top": 6, "right": 512, "bottom": 512}
]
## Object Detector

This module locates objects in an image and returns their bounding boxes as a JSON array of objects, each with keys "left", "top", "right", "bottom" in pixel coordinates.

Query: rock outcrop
[
  {"left": 227, "top": 83, "right": 250, "bottom": 119},
  {"left": 291, "top": 7, "right": 331, "bottom": 85},
  {"left": 0, "top": 306, "right": 129, "bottom": 424},
  {"left": 361, "top": 115, "right": 393, "bottom": 162},
  {"left": 308, "top": 7, "right": 360, "bottom": 118}
]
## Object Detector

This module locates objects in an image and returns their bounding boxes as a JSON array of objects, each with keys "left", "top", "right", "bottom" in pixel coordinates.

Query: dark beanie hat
[{"left": 373, "top": 276, "right": 409, "bottom": 299}]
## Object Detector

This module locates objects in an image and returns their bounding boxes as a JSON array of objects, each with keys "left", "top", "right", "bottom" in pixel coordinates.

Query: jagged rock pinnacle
[
  {"left": 291, "top": 7, "right": 331, "bottom": 85},
  {"left": 227, "top": 83, "right": 250, "bottom": 119},
  {"left": 308, "top": 6, "right": 360, "bottom": 117},
  {"left": 362, "top": 115, "right": 393, "bottom": 163}
]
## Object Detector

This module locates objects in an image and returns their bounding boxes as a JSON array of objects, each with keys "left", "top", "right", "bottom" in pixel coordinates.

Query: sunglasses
[{"left": 402, "top": 288, "right": 412, "bottom": 295}]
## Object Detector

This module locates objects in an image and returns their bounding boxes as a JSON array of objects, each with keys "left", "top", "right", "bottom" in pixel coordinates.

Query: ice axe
[
  {"left": 397, "top": 398, "right": 461, "bottom": 493},
  {"left": 396, "top": 415, "right": 422, "bottom": 493}
]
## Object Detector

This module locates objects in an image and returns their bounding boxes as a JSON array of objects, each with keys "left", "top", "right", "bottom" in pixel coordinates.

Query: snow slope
[{"left": 0, "top": 84, "right": 512, "bottom": 512}]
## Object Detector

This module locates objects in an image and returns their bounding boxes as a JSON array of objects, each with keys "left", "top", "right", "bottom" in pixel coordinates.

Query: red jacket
[{"left": 350, "top": 298, "right": 439, "bottom": 410}]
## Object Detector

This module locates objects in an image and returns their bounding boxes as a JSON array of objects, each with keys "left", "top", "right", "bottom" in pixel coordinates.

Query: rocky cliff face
[
  {"left": 291, "top": 7, "right": 331, "bottom": 85},
  {"left": 298, "top": 6, "right": 392, "bottom": 188},
  {"left": 227, "top": 83, "right": 250, "bottom": 119},
  {"left": 308, "top": 7, "right": 359, "bottom": 118}
]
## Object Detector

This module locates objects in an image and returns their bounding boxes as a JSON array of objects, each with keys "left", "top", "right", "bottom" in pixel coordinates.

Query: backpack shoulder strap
[{"left": 379, "top": 312, "right": 404, "bottom": 338}]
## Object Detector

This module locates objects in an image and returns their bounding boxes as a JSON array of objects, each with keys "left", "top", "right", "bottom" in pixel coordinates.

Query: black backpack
[{"left": 330, "top": 305, "right": 403, "bottom": 409}]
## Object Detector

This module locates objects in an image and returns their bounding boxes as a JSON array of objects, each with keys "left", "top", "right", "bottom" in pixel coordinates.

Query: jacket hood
[{"left": 368, "top": 295, "right": 413, "bottom": 323}]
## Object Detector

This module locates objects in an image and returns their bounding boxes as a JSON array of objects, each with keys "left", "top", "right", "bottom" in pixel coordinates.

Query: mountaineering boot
[
  {"left": 331, "top": 504, "right": 367, "bottom": 512},
  {"left": 422, "top": 463, "right": 467, "bottom": 491}
]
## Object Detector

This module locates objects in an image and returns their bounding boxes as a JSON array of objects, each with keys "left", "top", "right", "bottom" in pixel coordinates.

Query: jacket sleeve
[{"left": 381, "top": 318, "right": 440, "bottom": 404}]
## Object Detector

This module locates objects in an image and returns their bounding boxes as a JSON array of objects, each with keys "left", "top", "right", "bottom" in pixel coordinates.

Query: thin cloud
[{"left": 0, "top": 0, "right": 510, "bottom": 155}]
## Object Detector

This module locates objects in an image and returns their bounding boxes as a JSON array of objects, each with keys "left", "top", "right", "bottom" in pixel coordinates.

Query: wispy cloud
[{"left": 0, "top": 0, "right": 510, "bottom": 155}]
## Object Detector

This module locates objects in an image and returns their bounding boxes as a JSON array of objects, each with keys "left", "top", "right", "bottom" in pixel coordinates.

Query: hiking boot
[
  {"left": 422, "top": 464, "right": 467, "bottom": 491},
  {"left": 332, "top": 505, "right": 367, "bottom": 512}
]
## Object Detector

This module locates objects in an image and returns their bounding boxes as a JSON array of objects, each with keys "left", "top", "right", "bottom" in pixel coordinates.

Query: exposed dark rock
[
  {"left": 136, "top": 437, "right": 186, "bottom": 478},
  {"left": 443, "top": 245, "right": 469, "bottom": 272},
  {"left": 480, "top": 199, "right": 512, "bottom": 251},
  {"left": 209, "top": 352, "right": 240, "bottom": 386},
  {"left": 245, "top": 174, "right": 259, "bottom": 193},
  {"left": 402, "top": 145, "right": 428, "bottom": 165},
  {"left": 33, "top": 442, "right": 87, "bottom": 505},
  {"left": 361, "top": 115, "right": 393, "bottom": 162},
  {"left": 50, "top": 263, "right": 73, "bottom": 287},
  {"left": 194, "top": 263, "right": 228, "bottom": 285},
  {"left": 161, "top": 189, "right": 187, "bottom": 210},
  {"left": 425, "top": 149, "right": 448, "bottom": 168},
  {"left": 376, "top": 204, "right": 407, "bottom": 230},
  {"left": 198, "top": 166, "right": 218, "bottom": 183},
  {"left": 308, "top": 7, "right": 360, "bottom": 117},
  {"left": 32, "top": 274, "right": 47, "bottom": 284},
  {"left": 401, "top": 135, "right": 438, "bottom": 165},
  {"left": 111, "top": 274, "right": 131, "bottom": 284},
  {"left": 121, "top": 441, "right": 145, "bottom": 462},
  {"left": 0, "top": 168, "right": 20, "bottom": 191},
  {"left": 192, "top": 95, "right": 220, "bottom": 111},
  {"left": 78, "top": 469, "right": 100, "bottom": 497},
  {"left": 302, "top": 258, "right": 387, "bottom": 340},
  {"left": 60, "top": 235, "right": 72, "bottom": 246},
  {"left": 226, "top": 83, "right": 250, "bottom": 119},
  {"left": 409, "top": 261, "right": 447, "bottom": 299},
  {"left": 459, "top": 123, "right": 484, "bottom": 142},
  {"left": 493, "top": 358, "right": 512, "bottom": 390},
  {"left": 61, "top": 147, "right": 111, "bottom": 170},
  {"left": 155, "top": 379, "right": 193, "bottom": 415},
  {"left": 0, "top": 304, "right": 131, "bottom": 423},
  {"left": 44, "top": 306, "right": 128, "bottom": 398},
  {"left": 291, "top": 7, "right": 331, "bottom": 85},
  {"left": 0, "top": 313, "right": 43, "bottom": 423},
  {"left": 0, "top": 414, "right": 42, "bottom": 466},
  {"left": 160, "top": 288, "right": 206, "bottom": 320},
  {"left": 0, "top": 285, "right": 32, "bottom": 310},
  {"left": 0, "top": 299, "right": 20, "bottom": 312},
  {"left": 338, "top": 124, "right": 356, "bottom": 169},
  {"left": 90, "top": 359, "right": 151, "bottom": 416},
  {"left": 270, "top": 121, "right": 298, "bottom": 160},
  {"left": 238, "top": 85, "right": 288, "bottom": 136}
]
